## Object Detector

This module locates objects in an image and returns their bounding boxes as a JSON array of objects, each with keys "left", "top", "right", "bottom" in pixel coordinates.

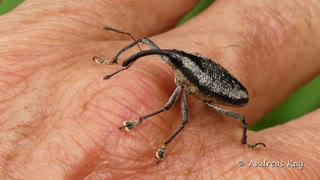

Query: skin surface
[{"left": 0, "top": 0, "right": 320, "bottom": 179}]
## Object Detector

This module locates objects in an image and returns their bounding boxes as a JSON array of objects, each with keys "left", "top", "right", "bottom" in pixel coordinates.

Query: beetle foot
[
  {"left": 246, "top": 142, "right": 266, "bottom": 149},
  {"left": 93, "top": 56, "right": 116, "bottom": 65},
  {"left": 156, "top": 145, "right": 167, "bottom": 163},
  {"left": 119, "top": 121, "right": 139, "bottom": 131}
]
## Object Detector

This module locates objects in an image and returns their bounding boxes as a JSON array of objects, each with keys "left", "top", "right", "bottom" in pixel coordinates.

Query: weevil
[{"left": 93, "top": 26, "right": 265, "bottom": 163}]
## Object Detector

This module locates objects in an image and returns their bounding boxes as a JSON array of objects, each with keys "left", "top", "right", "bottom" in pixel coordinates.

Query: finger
[
  {"left": 88, "top": 0, "right": 320, "bottom": 151},
  {"left": 244, "top": 109, "right": 320, "bottom": 178},
  {"left": 132, "top": 0, "right": 320, "bottom": 123},
  {"left": 0, "top": 0, "right": 198, "bottom": 42},
  {"left": 79, "top": 1, "right": 320, "bottom": 177},
  {"left": 151, "top": 109, "right": 320, "bottom": 178}
]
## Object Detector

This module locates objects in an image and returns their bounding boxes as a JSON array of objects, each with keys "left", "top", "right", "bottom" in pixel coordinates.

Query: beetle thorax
[{"left": 173, "top": 68, "right": 219, "bottom": 102}]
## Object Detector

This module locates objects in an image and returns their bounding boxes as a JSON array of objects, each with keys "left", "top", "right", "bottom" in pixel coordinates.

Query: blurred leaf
[
  {"left": 178, "top": 0, "right": 214, "bottom": 25},
  {"left": 251, "top": 76, "right": 320, "bottom": 130},
  {"left": 0, "top": 0, "right": 23, "bottom": 15}
]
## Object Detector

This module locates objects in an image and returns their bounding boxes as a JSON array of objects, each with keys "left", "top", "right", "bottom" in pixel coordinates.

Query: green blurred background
[
  {"left": 0, "top": 0, "right": 23, "bottom": 15},
  {"left": 1, "top": 0, "right": 319, "bottom": 130}
]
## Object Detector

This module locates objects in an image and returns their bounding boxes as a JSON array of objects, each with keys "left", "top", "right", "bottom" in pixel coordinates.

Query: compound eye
[{"left": 169, "top": 54, "right": 182, "bottom": 67}]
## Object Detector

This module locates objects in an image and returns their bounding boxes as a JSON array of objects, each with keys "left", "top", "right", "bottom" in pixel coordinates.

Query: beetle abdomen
[{"left": 176, "top": 51, "right": 249, "bottom": 106}]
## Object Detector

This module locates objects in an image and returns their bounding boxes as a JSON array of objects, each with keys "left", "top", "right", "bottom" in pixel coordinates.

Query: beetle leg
[
  {"left": 205, "top": 103, "right": 265, "bottom": 149},
  {"left": 111, "top": 37, "right": 162, "bottom": 64},
  {"left": 156, "top": 88, "right": 188, "bottom": 163},
  {"left": 93, "top": 38, "right": 150, "bottom": 66},
  {"left": 100, "top": 63, "right": 134, "bottom": 80},
  {"left": 93, "top": 34, "right": 162, "bottom": 64},
  {"left": 94, "top": 27, "right": 174, "bottom": 79},
  {"left": 108, "top": 37, "right": 171, "bottom": 65},
  {"left": 93, "top": 37, "right": 170, "bottom": 79},
  {"left": 119, "top": 85, "right": 182, "bottom": 131}
]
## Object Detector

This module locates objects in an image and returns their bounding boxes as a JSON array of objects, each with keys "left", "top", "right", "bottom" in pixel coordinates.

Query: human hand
[{"left": 1, "top": 0, "right": 319, "bottom": 179}]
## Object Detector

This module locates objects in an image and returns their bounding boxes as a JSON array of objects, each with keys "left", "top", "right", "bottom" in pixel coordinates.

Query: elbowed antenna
[{"left": 103, "top": 26, "right": 142, "bottom": 52}]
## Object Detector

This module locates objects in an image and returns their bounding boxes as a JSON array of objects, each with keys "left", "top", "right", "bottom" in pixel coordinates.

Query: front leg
[
  {"left": 93, "top": 38, "right": 170, "bottom": 80},
  {"left": 156, "top": 88, "right": 189, "bottom": 163},
  {"left": 119, "top": 85, "right": 182, "bottom": 131}
]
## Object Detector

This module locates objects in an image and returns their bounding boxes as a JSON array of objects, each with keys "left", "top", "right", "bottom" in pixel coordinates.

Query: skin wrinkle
[
  {"left": 251, "top": 114, "right": 320, "bottom": 177},
  {"left": 85, "top": 82, "right": 142, "bottom": 120},
  {"left": 0, "top": 75, "right": 27, "bottom": 102},
  {"left": 103, "top": 94, "right": 142, "bottom": 123},
  {"left": 89, "top": 104, "right": 123, "bottom": 131},
  {"left": 240, "top": 4, "right": 290, "bottom": 77},
  {"left": 0, "top": 44, "right": 54, "bottom": 62},
  {"left": 89, "top": 81, "right": 178, "bottom": 163},
  {"left": 181, "top": 30, "right": 229, "bottom": 62},
  {"left": 46, "top": 123, "right": 98, "bottom": 179},
  {"left": 1, "top": 58, "right": 87, "bottom": 176},
  {"left": 63, "top": 124, "right": 109, "bottom": 170},
  {"left": 9, "top": 0, "right": 198, "bottom": 41},
  {"left": 94, "top": 62, "right": 177, "bottom": 126},
  {"left": 185, "top": 146, "right": 220, "bottom": 178},
  {"left": 4, "top": 131, "right": 47, "bottom": 178},
  {"left": 1, "top": 47, "right": 64, "bottom": 74},
  {"left": 1, "top": 87, "right": 47, "bottom": 144},
  {"left": 67, "top": 134, "right": 102, "bottom": 179},
  {"left": 71, "top": 114, "right": 106, "bottom": 155}
]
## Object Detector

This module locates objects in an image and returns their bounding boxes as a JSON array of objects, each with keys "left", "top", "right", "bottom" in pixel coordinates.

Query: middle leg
[
  {"left": 119, "top": 85, "right": 182, "bottom": 131},
  {"left": 156, "top": 88, "right": 189, "bottom": 162}
]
